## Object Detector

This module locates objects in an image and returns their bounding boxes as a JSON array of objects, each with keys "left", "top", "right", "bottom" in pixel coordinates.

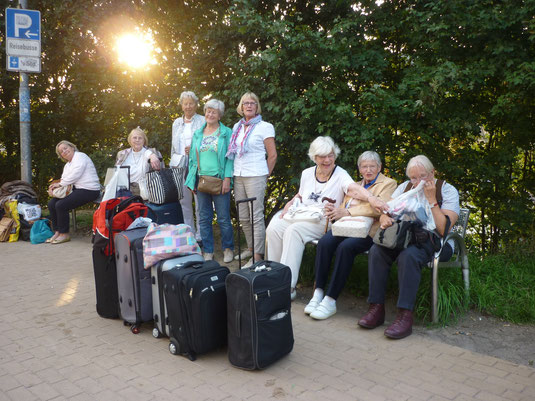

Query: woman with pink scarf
[{"left": 227, "top": 92, "right": 277, "bottom": 267}]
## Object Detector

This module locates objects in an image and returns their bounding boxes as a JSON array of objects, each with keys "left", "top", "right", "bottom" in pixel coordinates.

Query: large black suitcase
[
  {"left": 92, "top": 247, "right": 119, "bottom": 319},
  {"left": 115, "top": 227, "right": 153, "bottom": 333},
  {"left": 162, "top": 260, "right": 229, "bottom": 360},
  {"left": 226, "top": 261, "right": 294, "bottom": 370},
  {"left": 151, "top": 253, "right": 204, "bottom": 338},
  {"left": 226, "top": 197, "right": 294, "bottom": 369},
  {"left": 146, "top": 202, "right": 184, "bottom": 225}
]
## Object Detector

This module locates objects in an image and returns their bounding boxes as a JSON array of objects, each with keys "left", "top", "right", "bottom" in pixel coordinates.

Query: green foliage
[{"left": 469, "top": 253, "right": 535, "bottom": 323}]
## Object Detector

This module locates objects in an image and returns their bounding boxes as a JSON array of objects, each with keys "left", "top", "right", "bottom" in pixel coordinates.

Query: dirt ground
[{"left": 293, "top": 285, "right": 535, "bottom": 368}]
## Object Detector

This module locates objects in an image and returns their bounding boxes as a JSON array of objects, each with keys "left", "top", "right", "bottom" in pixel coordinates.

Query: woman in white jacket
[
  {"left": 171, "top": 91, "right": 205, "bottom": 243},
  {"left": 47, "top": 140, "right": 101, "bottom": 244}
]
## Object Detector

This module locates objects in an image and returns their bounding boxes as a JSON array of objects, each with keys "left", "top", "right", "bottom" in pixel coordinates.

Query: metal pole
[{"left": 19, "top": 0, "right": 32, "bottom": 184}]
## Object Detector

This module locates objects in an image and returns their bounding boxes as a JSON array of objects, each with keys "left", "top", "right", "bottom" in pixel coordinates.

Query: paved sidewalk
[{"left": 1, "top": 237, "right": 534, "bottom": 401}]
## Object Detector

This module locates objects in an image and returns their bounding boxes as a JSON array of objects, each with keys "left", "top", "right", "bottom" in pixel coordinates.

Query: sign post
[{"left": 5, "top": 3, "right": 41, "bottom": 184}]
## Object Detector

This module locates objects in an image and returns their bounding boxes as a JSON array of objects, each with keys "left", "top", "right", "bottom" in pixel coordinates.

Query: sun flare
[{"left": 116, "top": 33, "right": 153, "bottom": 69}]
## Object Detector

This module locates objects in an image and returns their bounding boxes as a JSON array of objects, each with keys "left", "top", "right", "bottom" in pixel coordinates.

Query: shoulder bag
[
  {"left": 195, "top": 147, "right": 223, "bottom": 195},
  {"left": 373, "top": 220, "right": 413, "bottom": 250},
  {"left": 332, "top": 216, "right": 374, "bottom": 238}
]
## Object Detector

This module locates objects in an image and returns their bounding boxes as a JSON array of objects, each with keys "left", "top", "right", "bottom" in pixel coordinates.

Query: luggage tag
[{"left": 253, "top": 263, "right": 272, "bottom": 272}]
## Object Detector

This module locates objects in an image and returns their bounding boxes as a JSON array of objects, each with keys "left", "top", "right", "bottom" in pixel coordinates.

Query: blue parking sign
[{"left": 6, "top": 8, "right": 41, "bottom": 40}]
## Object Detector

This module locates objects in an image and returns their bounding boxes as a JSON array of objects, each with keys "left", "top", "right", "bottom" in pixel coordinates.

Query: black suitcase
[
  {"left": 92, "top": 247, "right": 119, "bottom": 319},
  {"left": 115, "top": 227, "right": 153, "bottom": 333},
  {"left": 151, "top": 253, "right": 204, "bottom": 338},
  {"left": 162, "top": 260, "right": 229, "bottom": 360},
  {"left": 226, "top": 261, "right": 294, "bottom": 370},
  {"left": 226, "top": 197, "right": 294, "bottom": 370},
  {"left": 146, "top": 202, "right": 184, "bottom": 225}
]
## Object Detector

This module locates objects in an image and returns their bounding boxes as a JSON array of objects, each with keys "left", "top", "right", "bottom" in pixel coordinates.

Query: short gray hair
[
  {"left": 179, "top": 91, "right": 199, "bottom": 105},
  {"left": 406, "top": 155, "right": 435, "bottom": 176},
  {"left": 308, "top": 136, "right": 340, "bottom": 162},
  {"left": 204, "top": 99, "right": 225, "bottom": 117},
  {"left": 358, "top": 151, "right": 382, "bottom": 168}
]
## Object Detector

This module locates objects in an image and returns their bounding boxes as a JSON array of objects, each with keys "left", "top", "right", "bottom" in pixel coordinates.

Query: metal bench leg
[
  {"left": 70, "top": 209, "right": 77, "bottom": 232},
  {"left": 431, "top": 256, "right": 439, "bottom": 323},
  {"left": 462, "top": 255, "right": 470, "bottom": 303}
]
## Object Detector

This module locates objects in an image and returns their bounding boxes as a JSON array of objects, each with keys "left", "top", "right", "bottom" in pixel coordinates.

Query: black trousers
[
  {"left": 367, "top": 240, "right": 453, "bottom": 310},
  {"left": 48, "top": 188, "right": 100, "bottom": 233},
  {"left": 314, "top": 230, "right": 374, "bottom": 300}
]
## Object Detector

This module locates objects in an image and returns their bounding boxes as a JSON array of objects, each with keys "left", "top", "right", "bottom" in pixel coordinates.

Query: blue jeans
[{"left": 196, "top": 190, "right": 234, "bottom": 253}]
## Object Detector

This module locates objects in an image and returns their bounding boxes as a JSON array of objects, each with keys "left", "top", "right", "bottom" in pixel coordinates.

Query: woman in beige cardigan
[{"left": 305, "top": 151, "right": 397, "bottom": 320}]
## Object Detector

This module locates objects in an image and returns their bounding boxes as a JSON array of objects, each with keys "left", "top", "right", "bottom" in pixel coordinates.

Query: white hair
[
  {"left": 179, "top": 91, "right": 199, "bottom": 105},
  {"left": 204, "top": 99, "right": 225, "bottom": 117},
  {"left": 406, "top": 155, "right": 435, "bottom": 176},
  {"left": 308, "top": 136, "right": 340, "bottom": 162},
  {"left": 358, "top": 151, "right": 382, "bottom": 168}
]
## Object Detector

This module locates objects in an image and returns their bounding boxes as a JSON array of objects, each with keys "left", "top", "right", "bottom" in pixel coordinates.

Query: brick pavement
[{"left": 1, "top": 237, "right": 534, "bottom": 401}]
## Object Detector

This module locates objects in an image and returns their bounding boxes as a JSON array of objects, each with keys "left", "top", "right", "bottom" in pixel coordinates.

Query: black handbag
[{"left": 145, "top": 167, "right": 185, "bottom": 205}]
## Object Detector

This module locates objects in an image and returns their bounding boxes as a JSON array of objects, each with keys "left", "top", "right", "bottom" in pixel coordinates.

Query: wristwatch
[{"left": 430, "top": 202, "right": 439, "bottom": 208}]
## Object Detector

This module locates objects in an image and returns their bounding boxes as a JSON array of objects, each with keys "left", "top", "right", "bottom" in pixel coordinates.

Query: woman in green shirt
[{"left": 185, "top": 99, "right": 234, "bottom": 262}]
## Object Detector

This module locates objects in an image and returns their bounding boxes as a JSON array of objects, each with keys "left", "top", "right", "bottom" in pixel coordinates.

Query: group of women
[{"left": 46, "top": 90, "right": 459, "bottom": 339}]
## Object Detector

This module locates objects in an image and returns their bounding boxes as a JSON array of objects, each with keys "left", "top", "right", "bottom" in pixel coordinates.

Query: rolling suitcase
[
  {"left": 226, "top": 197, "right": 294, "bottom": 369},
  {"left": 92, "top": 247, "right": 119, "bottom": 319},
  {"left": 115, "top": 227, "right": 152, "bottom": 333},
  {"left": 146, "top": 202, "right": 184, "bottom": 225},
  {"left": 151, "top": 253, "right": 204, "bottom": 338},
  {"left": 162, "top": 260, "right": 230, "bottom": 360}
]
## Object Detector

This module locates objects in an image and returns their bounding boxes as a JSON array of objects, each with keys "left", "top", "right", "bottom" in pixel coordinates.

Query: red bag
[{"left": 92, "top": 196, "right": 148, "bottom": 255}]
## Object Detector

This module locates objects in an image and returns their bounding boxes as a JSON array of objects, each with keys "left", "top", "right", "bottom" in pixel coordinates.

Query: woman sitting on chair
[{"left": 115, "top": 127, "right": 162, "bottom": 198}]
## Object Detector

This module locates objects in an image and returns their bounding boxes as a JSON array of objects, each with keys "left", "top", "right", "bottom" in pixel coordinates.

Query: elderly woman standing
[
  {"left": 185, "top": 99, "right": 234, "bottom": 262},
  {"left": 358, "top": 155, "right": 459, "bottom": 339},
  {"left": 171, "top": 91, "right": 206, "bottom": 243},
  {"left": 47, "top": 141, "right": 101, "bottom": 244},
  {"left": 227, "top": 92, "right": 277, "bottom": 266},
  {"left": 266, "top": 136, "right": 386, "bottom": 300},
  {"left": 305, "top": 151, "right": 397, "bottom": 320},
  {"left": 115, "top": 127, "right": 161, "bottom": 197}
]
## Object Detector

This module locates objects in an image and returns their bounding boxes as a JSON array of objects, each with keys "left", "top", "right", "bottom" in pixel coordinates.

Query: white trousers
[
  {"left": 233, "top": 175, "right": 268, "bottom": 255},
  {"left": 180, "top": 185, "right": 201, "bottom": 241},
  {"left": 266, "top": 211, "right": 326, "bottom": 288}
]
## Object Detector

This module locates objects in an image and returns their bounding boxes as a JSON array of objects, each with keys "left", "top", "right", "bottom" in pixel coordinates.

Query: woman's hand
[
  {"left": 149, "top": 154, "right": 161, "bottom": 170},
  {"left": 185, "top": 145, "right": 191, "bottom": 156},
  {"left": 280, "top": 195, "right": 299, "bottom": 218},
  {"left": 368, "top": 195, "right": 389, "bottom": 213},
  {"left": 221, "top": 177, "right": 231, "bottom": 194},
  {"left": 423, "top": 178, "right": 437, "bottom": 204},
  {"left": 325, "top": 206, "right": 349, "bottom": 222},
  {"left": 379, "top": 213, "right": 394, "bottom": 229}
]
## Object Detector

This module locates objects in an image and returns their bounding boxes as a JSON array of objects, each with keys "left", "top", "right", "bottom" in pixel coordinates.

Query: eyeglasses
[
  {"left": 242, "top": 102, "right": 257, "bottom": 107},
  {"left": 409, "top": 174, "right": 430, "bottom": 184}
]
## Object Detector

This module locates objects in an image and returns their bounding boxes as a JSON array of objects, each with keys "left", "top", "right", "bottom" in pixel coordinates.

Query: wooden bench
[{"left": 308, "top": 207, "right": 471, "bottom": 323}]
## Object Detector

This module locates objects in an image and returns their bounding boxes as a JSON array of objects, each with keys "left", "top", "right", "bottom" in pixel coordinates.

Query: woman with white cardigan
[
  {"left": 171, "top": 91, "right": 206, "bottom": 243},
  {"left": 47, "top": 140, "right": 101, "bottom": 244}
]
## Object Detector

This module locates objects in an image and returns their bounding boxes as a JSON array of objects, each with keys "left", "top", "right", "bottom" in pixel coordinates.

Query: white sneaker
[
  {"left": 290, "top": 288, "right": 297, "bottom": 301},
  {"left": 241, "top": 258, "right": 254, "bottom": 269},
  {"left": 223, "top": 248, "right": 234, "bottom": 263},
  {"left": 310, "top": 299, "right": 337, "bottom": 320},
  {"left": 234, "top": 249, "right": 253, "bottom": 261},
  {"left": 203, "top": 252, "right": 214, "bottom": 261},
  {"left": 304, "top": 298, "right": 321, "bottom": 315}
]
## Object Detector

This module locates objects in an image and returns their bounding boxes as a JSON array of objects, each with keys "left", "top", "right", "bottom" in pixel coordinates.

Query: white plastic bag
[
  {"left": 126, "top": 217, "right": 153, "bottom": 230},
  {"left": 387, "top": 181, "right": 436, "bottom": 231},
  {"left": 17, "top": 202, "right": 41, "bottom": 221},
  {"left": 102, "top": 167, "right": 130, "bottom": 202}
]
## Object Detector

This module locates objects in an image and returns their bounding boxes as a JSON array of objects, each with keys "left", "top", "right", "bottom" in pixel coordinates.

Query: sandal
[{"left": 51, "top": 237, "right": 71, "bottom": 244}]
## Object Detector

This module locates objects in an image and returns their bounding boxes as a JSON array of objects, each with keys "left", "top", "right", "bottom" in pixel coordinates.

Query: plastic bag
[
  {"left": 387, "top": 181, "right": 435, "bottom": 231},
  {"left": 4, "top": 200, "right": 20, "bottom": 242},
  {"left": 18, "top": 202, "right": 42, "bottom": 221},
  {"left": 102, "top": 167, "right": 130, "bottom": 202},
  {"left": 30, "top": 218, "right": 54, "bottom": 244},
  {"left": 126, "top": 217, "right": 153, "bottom": 230}
]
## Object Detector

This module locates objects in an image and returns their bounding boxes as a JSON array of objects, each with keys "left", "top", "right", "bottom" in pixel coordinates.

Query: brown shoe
[
  {"left": 358, "top": 303, "right": 385, "bottom": 329},
  {"left": 384, "top": 308, "right": 413, "bottom": 339}
]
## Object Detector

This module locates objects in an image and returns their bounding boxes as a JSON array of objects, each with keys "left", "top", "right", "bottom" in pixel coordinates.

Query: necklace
[
  {"left": 131, "top": 149, "right": 143, "bottom": 165},
  {"left": 184, "top": 115, "right": 194, "bottom": 123},
  {"left": 309, "top": 165, "right": 336, "bottom": 202}
]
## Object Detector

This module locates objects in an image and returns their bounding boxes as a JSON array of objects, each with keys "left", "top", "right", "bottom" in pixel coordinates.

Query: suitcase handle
[{"left": 235, "top": 311, "right": 241, "bottom": 338}]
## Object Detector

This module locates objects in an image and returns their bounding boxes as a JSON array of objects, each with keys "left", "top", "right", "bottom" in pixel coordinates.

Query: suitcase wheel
[
  {"left": 169, "top": 339, "right": 180, "bottom": 355},
  {"left": 152, "top": 328, "right": 161, "bottom": 338},
  {"left": 131, "top": 325, "right": 140, "bottom": 334}
]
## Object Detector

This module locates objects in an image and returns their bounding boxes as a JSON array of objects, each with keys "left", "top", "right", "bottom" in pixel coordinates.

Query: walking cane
[{"left": 321, "top": 197, "right": 336, "bottom": 233}]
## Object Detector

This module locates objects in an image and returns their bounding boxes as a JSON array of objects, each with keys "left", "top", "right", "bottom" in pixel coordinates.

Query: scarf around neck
[{"left": 226, "top": 114, "right": 263, "bottom": 159}]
